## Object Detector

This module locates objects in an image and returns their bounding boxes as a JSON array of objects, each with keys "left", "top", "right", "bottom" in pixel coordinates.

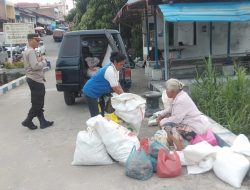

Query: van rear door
[
  {"left": 104, "top": 30, "right": 118, "bottom": 52},
  {"left": 56, "top": 35, "right": 81, "bottom": 92}
]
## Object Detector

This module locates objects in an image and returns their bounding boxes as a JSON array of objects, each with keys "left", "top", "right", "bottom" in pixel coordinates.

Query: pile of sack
[
  {"left": 181, "top": 135, "right": 250, "bottom": 188},
  {"left": 125, "top": 129, "right": 250, "bottom": 188},
  {"left": 72, "top": 115, "right": 140, "bottom": 165}
]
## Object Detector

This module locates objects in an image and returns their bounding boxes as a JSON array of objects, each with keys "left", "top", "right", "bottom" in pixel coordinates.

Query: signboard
[{"left": 3, "top": 23, "right": 34, "bottom": 44}]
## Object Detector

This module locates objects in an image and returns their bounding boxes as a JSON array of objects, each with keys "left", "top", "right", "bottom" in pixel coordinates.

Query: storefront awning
[{"left": 159, "top": 2, "right": 250, "bottom": 22}]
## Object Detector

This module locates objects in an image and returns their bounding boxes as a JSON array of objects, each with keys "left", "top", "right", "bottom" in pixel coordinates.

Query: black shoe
[
  {"left": 22, "top": 118, "right": 38, "bottom": 130},
  {"left": 38, "top": 113, "right": 54, "bottom": 129}
]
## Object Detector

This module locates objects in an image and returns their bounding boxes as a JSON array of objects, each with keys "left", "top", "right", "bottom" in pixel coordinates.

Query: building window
[
  {"left": 177, "top": 22, "right": 197, "bottom": 46},
  {"left": 169, "top": 22, "right": 174, "bottom": 46}
]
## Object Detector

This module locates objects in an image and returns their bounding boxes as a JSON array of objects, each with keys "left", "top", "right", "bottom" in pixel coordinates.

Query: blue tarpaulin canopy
[{"left": 159, "top": 2, "right": 250, "bottom": 22}]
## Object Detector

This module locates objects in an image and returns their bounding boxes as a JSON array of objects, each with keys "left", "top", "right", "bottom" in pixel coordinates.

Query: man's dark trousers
[{"left": 26, "top": 78, "right": 45, "bottom": 117}]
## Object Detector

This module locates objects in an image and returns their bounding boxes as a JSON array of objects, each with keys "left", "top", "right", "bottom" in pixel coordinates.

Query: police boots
[
  {"left": 37, "top": 113, "right": 54, "bottom": 129},
  {"left": 22, "top": 115, "right": 38, "bottom": 130}
]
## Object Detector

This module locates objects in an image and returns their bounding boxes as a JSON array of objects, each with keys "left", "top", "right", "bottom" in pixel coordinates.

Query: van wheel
[{"left": 64, "top": 91, "right": 75, "bottom": 105}]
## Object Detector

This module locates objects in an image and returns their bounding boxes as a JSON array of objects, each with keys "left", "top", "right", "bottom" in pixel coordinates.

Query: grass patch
[
  {"left": 190, "top": 57, "right": 250, "bottom": 136},
  {"left": 3, "top": 61, "right": 24, "bottom": 69}
]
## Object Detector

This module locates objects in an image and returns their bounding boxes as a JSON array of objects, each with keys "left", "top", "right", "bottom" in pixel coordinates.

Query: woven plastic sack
[
  {"left": 231, "top": 134, "right": 250, "bottom": 156},
  {"left": 71, "top": 128, "right": 113, "bottom": 166},
  {"left": 85, "top": 57, "right": 100, "bottom": 67},
  {"left": 125, "top": 147, "right": 153, "bottom": 180},
  {"left": 157, "top": 148, "right": 182, "bottom": 178},
  {"left": 87, "top": 115, "right": 140, "bottom": 163},
  {"left": 213, "top": 149, "right": 250, "bottom": 188},
  {"left": 149, "top": 141, "right": 170, "bottom": 159},
  {"left": 111, "top": 93, "right": 146, "bottom": 135}
]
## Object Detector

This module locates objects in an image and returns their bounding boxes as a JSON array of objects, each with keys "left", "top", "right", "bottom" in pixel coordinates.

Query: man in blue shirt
[{"left": 83, "top": 51, "right": 126, "bottom": 117}]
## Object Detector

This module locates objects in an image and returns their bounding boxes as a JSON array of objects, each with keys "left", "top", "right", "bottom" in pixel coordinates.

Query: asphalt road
[{"left": 0, "top": 35, "right": 249, "bottom": 190}]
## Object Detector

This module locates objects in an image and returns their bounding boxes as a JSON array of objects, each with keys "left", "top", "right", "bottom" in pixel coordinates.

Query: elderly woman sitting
[{"left": 157, "top": 78, "right": 209, "bottom": 150}]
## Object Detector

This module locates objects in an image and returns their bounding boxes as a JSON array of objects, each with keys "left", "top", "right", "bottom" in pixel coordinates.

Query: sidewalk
[{"left": 145, "top": 69, "right": 250, "bottom": 179}]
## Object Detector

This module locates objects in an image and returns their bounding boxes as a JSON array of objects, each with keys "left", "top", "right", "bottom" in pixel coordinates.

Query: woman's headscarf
[{"left": 165, "top": 78, "right": 184, "bottom": 91}]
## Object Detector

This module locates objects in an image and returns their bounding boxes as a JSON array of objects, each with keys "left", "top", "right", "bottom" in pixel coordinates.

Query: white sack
[
  {"left": 162, "top": 90, "right": 173, "bottom": 110},
  {"left": 183, "top": 141, "right": 219, "bottom": 163},
  {"left": 71, "top": 129, "right": 113, "bottom": 166},
  {"left": 231, "top": 134, "right": 250, "bottom": 156},
  {"left": 85, "top": 57, "right": 100, "bottom": 67},
  {"left": 88, "top": 115, "right": 140, "bottom": 163},
  {"left": 176, "top": 151, "right": 194, "bottom": 166},
  {"left": 111, "top": 93, "right": 146, "bottom": 134},
  {"left": 213, "top": 149, "right": 250, "bottom": 188},
  {"left": 187, "top": 157, "right": 214, "bottom": 174}
]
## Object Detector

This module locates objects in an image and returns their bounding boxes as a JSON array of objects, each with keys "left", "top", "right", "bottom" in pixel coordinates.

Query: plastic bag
[
  {"left": 157, "top": 148, "right": 182, "bottom": 178},
  {"left": 125, "top": 147, "right": 153, "bottom": 180},
  {"left": 87, "top": 115, "right": 140, "bottom": 163},
  {"left": 139, "top": 138, "right": 149, "bottom": 154},
  {"left": 71, "top": 128, "right": 113, "bottom": 166},
  {"left": 151, "top": 129, "right": 168, "bottom": 147},
  {"left": 149, "top": 141, "right": 170, "bottom": 159},
  {"left": 104, "top": 112, "right": 120, "bottom": 123},
  {"left": 190, "top": 129, "right": 218, "bottom": 146},
  {"left": 149, "top": 155, "right": 157, "bottom": 172}
]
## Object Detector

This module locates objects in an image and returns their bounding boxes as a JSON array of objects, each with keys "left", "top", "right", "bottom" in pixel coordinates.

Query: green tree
[
  {"left": 69, "top": 0, "right": 143, "bottom": 58},
  {"left": 76, "top": 0, "right": 126, "bottom": 30},
  {"left": 65, "top": 8, "right": 77, "bottom": 23}
]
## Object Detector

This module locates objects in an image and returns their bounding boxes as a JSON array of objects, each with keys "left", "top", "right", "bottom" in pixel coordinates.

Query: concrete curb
[{"left": 0, "top": 67, "right": 50, "bottom": 96}]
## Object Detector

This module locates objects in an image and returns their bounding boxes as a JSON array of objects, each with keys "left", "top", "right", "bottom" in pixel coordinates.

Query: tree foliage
[
  {"left": 75, "top": 0, "right": 126, "bottom": 30},
  {"left": 66, "top": 0, "right": 143, "bottom": 59}
]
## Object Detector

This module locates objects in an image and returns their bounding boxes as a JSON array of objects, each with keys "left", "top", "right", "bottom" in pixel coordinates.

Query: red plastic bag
[
  {"left": 139, "top": 138, "right": 149, "bottom": 155},
  {"left": 157, "top": 148, "right": 182, "bottom": 178},
  {"left": 190, "top": 129, "right": 218, "bottom": 146}
]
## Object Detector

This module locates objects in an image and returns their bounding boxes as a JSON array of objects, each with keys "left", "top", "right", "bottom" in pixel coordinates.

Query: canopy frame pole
[
  {"left": 163, "top": 21, "right": 169, "bottom": 80},
  {"left": 209, "top": 22, "right": 213, "bottom": 56},
  {"left": 145, "top": 5, "right": 150, "bottom": 57},
  {"left": 227, "top": 22, "right": 231, "bottom": 64},
  {"left": 153, "top": 5, "right": 159, "bottom": 69}
]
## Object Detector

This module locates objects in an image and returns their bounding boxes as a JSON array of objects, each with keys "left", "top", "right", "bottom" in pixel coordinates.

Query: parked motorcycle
[{"left": 12, "top": 52, "right": 23, "bottom": 63}]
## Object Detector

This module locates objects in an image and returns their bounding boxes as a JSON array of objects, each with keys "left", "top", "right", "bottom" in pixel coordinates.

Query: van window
[
  {"left": 59, "top": 36, "right": 79, "bottom": 57},
  {"left": 81, "top": 35, "right": 109, "bottom": 64}
]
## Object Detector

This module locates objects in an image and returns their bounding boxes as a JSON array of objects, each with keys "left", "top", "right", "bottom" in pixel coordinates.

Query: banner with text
[{"left": 3, "top": 23, "right": 34, "bottom": 44}]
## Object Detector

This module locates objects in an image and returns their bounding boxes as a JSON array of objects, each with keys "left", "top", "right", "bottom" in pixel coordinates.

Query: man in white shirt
[{"left": 83, "top": 51, "right": 125, "bottom": 117}]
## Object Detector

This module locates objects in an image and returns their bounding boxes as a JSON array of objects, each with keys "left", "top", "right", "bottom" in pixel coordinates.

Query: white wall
[
  {"left": 142, "top": 13, "right": 164, "bottom": 56},
  {"left": 181, "top": 22, "right": 250, "bottom": 58},
  {"left": 142, "top": 14, "right": 250, "bottom": 59}
]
